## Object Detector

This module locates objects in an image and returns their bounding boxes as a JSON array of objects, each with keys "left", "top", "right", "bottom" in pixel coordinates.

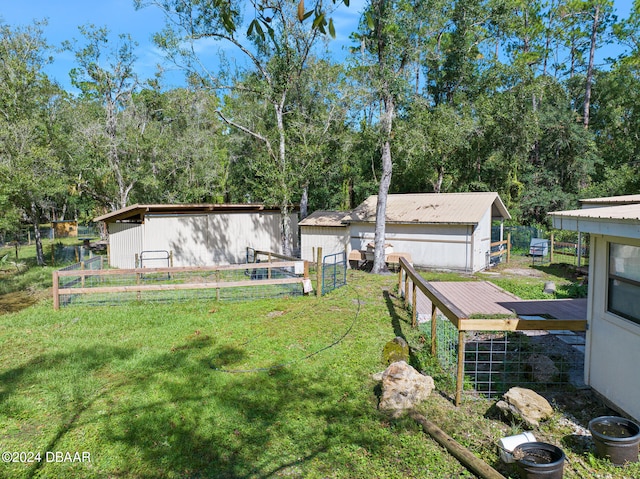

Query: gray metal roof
[
  {"left": 551, "top": 204, "right": 640, "bottom": 222},
  {"left": 298, "top": 210, "right": 351, "bottom": 227},
  {"left": 550, "top": 203, "right": 640, "bottom": 239},
  {"left": 346, "top": 192, "right": 511, "bottom": 224},
  {"left": 94, "top": 203, "right": 282, "bottom": 223},
  {"left": 580, "top": 194, "right": 640, "bottom": 207}
]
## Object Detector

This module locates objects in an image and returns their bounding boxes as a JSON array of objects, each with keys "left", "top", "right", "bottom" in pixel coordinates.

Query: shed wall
[
  {"left": 300, "top": 226, "right": 349, "bottom": 262},
  {"left": 143, "top": 212, "right": 287, "bottom": 266},
  {"left": 349, "top": 223, "right": 474, "bottom": 271},
  {"left": 108, "top": 222, "right": 143, "bottom": 268},
  {"left": 586, "top": 234, "right": 640, "bottom": 421},
  {"left": 107, "top": 211, "right": 297, "bottom": 268},
  {"left": 473, "top": 208, "right": 493, "bottom": 271}
]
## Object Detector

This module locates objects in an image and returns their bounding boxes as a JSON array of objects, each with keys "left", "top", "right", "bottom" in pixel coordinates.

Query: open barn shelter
[
  {"left": 550, "top": 195, "right": 640, "bottom": 421},
  {"left": 346, "top": 192, "right": 511, "bottom": 272},
  {"left": 94, "top": 204, "right": 299, "bottom": 269}
]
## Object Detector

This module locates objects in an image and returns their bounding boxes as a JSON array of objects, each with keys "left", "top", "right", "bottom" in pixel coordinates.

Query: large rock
[
  {"left": 382, "top": 337, "right": 410, "bottom": 365},
  {"left": 526, "top": 353, "right": 559, "bottom": 383},
  {"left": 375, "top": 361, "right": 435, "bottom": 417},
  {"left": 495, "top": 387, "right": 554, "bottom": 429}
]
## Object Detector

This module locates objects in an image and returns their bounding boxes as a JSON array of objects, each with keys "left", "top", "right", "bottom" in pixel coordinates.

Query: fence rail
[{"left": 53, "top": 260, "right": 310, "bottom": 310}]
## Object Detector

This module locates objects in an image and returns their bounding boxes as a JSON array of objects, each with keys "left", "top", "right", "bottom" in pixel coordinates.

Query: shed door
[{"left": 108, "top": 222, "right": 143, "bottom": 269}]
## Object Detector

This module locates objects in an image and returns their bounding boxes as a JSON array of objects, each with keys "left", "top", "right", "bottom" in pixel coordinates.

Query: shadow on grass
[
  {"left": 0, "top": 336, "right": 391, "bottom": 478},
  {"left": 382, "top": 290, "right": 421, "bottom": 369}
]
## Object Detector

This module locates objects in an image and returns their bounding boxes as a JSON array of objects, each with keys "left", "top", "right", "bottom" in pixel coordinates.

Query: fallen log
[{"left": 410, "top": 411, "right": 506, "bottom": 479}]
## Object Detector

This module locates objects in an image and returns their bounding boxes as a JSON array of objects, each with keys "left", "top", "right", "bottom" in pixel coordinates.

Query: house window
[{"left": 608, "top": 243, "right": 640, "bottom": 325}]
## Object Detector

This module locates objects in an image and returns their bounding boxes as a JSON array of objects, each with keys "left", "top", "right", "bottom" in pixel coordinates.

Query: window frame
[{"left": 607, "top": 241, "right": 640, "bottom": 326}]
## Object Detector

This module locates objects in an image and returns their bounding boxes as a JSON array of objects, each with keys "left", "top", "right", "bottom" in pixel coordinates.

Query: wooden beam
[
  {"left": 58, "top": 278, "right": 303, "bottom": 296},
  {"left": 56, "top": 261, "right": 302, "bottom": 277},
  {"left": 411, "top": 412, "right": 507, "bottom": 479},
  {"left": 458, "top": 318, "right": 587, "bottom": 332}
]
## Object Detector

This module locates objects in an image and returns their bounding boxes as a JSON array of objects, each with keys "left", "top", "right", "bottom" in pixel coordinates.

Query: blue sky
[
  {"left": 0, "top": 0, "right": 635, "bottom": 91},
  {"left": 1, "top": 0, "right": 365, "bottom": 90}
]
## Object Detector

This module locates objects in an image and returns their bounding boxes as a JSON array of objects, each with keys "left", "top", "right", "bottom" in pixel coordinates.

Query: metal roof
[
  {"left": 551, "top": 204, "right": 640, "bottom": 222},
  {"left": 580, "top": 194, "right": 640, "bottom": 207},
  {"left": 549, "top": 204, "right": 640, "bottom": 239},
  {"left": 94, "top": 203, "right": 281, "bottom": 223},
  {"left": 298, "top": 210, "right": 350, "bottom": 227},
  {"left": 346, "top": 192, "right": 511, "bottom": 224}
]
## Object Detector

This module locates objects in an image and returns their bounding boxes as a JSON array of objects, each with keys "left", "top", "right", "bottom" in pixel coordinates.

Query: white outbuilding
[
  {"left": 299, "top": 210, "right": 351, "bottom": 263},
  {"left": 550, "top": 195, "right": 640, "bottom": 421},
  {"left": 94, "top": 204, "right": 298, "bottom": 269},
  {"left": 299, "top": 192, "right": 511, "bottom": 272}
]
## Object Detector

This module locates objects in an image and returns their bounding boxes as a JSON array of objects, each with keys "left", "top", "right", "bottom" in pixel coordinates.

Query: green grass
[
  {"left": 0, "top": 271, "right": 479, "bottom": 479},
  {"left": 1, "top": 251, "right": 637, "bottom": 478}
]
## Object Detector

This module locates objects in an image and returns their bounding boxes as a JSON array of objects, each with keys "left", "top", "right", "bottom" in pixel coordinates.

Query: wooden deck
[{"left": 415, "top": 281, "right": 587, "bottom": 326}]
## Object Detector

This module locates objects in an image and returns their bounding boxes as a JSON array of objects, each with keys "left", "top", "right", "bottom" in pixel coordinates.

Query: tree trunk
[
  {"left": 30, "top": 202, "right": 45, "bottom": 266},
  {"left": 300, "top": 182, "right": 309, "bottom": 220},
  {"left": 280, "top": 203, "right": 293, "bottom": 257},
  {"left": 433, "top": 164, "right": 445, "bottom": 193},
  {"left": 372, "top": 94, "right": 394, "bottom": 275},
  {"left": 583, "top": 4, "right": 600, "bottom": 129}
]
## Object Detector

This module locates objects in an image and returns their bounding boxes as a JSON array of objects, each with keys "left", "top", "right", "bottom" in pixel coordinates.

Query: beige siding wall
[
  {"left": 349, "top": 223, "right": 474, "bottom": 271},
  {"left": 108, "top": 222, "right": 143, "bottom": 268},
  {"left": 472, "top": 208, "right": 493, "bottom": 272},
  {"left": 141, "top": 212, "right": 293, "bottom": 267},
  {"left": 300, "top": 226, "right": 349, "bottom": 262},
  {"left": 586, "top": 234, "right": 640, "bottom": 421}
]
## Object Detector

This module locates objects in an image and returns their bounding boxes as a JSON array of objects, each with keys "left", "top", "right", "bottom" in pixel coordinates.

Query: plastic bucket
[
  {"left": 513, "top": 442, "right": 565, "bottom": 479},
  {"left": 588, "top": 416, "right": 640, "bottom": 465},
  {"left": 498, "top": 431, "right": 536, "bottom": 463}
]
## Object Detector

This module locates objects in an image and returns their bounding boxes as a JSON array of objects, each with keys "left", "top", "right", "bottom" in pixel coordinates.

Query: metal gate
[{"left": 322, "top": 252, "right": 347, "bottom": 295}]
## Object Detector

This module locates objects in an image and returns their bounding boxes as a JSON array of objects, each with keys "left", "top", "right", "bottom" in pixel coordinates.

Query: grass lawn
[{"left": 1, "top": 252, "right": 638, "bottom": 478}]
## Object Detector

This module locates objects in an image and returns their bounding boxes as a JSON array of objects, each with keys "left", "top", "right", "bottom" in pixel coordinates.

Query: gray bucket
[
  {"left": 588, "top": 416, "right": 640, "bottom": 465},
  {"left": 513, "top": 442, "right": 565, "bottom": 479}
]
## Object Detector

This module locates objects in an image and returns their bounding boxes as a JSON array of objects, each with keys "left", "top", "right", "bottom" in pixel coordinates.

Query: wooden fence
[{"left": 53, "top": 260, "right": 310, "bottom": 310}]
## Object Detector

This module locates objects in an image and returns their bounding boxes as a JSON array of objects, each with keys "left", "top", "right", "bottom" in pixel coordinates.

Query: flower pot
[
  {"left": 588, "top": 416, "right": 640, "bottom": 465},
  {"left": 498, "top": 431, "right": 536, "bottom": 463},
  {"left": 513, "top": 442, "right": 565, "bottom": 479}
]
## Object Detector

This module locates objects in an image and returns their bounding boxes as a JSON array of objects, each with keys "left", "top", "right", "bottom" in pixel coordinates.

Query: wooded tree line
[{"left": 1, "top": 0, "right": 639, "bottom": 266}]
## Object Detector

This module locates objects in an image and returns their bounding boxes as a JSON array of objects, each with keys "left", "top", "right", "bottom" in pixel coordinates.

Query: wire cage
[{"left": 399, "top": 257, "right": 587, "bottom": 405}]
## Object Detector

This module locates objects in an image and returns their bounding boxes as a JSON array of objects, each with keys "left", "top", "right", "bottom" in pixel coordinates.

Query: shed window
[{"left": 608, "top": 243, "right": 640, "bottom": 325}]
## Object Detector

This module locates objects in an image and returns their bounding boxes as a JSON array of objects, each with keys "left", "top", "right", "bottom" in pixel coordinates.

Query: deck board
[{"left": 414, "top": 281, "right": 587, "bottom": 323}]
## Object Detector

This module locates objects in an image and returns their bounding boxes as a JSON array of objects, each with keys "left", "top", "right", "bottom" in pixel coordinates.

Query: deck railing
[{"left": 397, "top": 257, "right": 587, "bottom": 406}]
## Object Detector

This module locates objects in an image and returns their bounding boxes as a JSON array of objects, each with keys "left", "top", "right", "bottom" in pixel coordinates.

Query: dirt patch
[
  {"left": 0, "top": 291, "right": 38, "bottom": 314},
  {"left": 500, "top": 268, "right": 545, "bottom": 277}
]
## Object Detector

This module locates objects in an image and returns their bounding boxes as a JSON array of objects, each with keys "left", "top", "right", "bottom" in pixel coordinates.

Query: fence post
[
  {"left": 507, "top": 233, "right": 511, "bottom": 263},
  {"left": 430, "top": 303, "right": 437, "bottom": 356},
  {"left": 550, "top": 232, "right": 555, "bottom": 263},
  {"left": 81, "top": 261, "right": 86, "bottom": 288},
  {"left": 404, "top": 271, "right": 410, "bottom": 308},
  {"left": 398, "top": 268, "right": 403, "bottom": 299},
  {"left": 316, "top": 247, "right": 323, "bottom": 297},
  {"left": 455, "top": 330, "right": 466, "bottom": 407},
  {"left": 53, "top": 271, "right": 60, "bottom": 310},
  {"left": 411, "top": 282, "right": 417, "bottom": 328},
  {"left": 577, "top": 232, "right": 582, "bottom": 268},
  {"left": 51, "top": 244, "right": 55, "bottom": 267}
]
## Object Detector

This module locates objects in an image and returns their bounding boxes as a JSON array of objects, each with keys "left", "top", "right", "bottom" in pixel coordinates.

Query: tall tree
[
  {"left": 352, "top": 0, "right": 420, "bottom": 273},
  {"left": 0, "top": 21, "right": 66, "bottom": 265},
  {"left": 65, "top": 25, "right": 141, "bottom": 211},
  {"left": 139, "top": 0, "right": 337, "bottom": 256}
]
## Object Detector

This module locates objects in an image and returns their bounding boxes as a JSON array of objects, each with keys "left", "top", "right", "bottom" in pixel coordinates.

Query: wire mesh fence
[
  {"left": 54, "top": 260, "right": 309, "bottom": 309},
  {"left": 421, "top": 319, "right": 585, "bottom": 399},
  {"left": 322, "top": 252, "right": 347, "bottom": 295}
]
